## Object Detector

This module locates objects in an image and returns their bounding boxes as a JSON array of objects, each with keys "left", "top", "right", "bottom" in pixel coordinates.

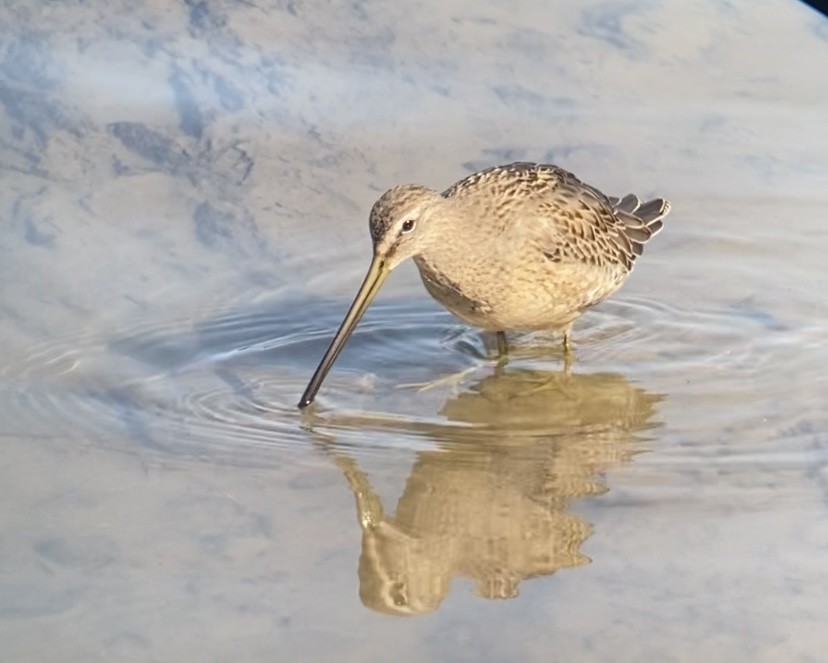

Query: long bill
[{"left": 298, "top": 255, "right": 390, "bottom": 408}]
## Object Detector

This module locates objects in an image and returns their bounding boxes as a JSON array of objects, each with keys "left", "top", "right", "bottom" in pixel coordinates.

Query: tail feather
[
  {"left": 612, "top": 196, "right": 670, "bottom": 228},
  {"left": 635, "top": 198, "right": 671, "bottom": 227},
  {"left": 611, "top": 193, "right": 642, "bottom": 214},
  {"left": 610, "top": 195, "right": 672, "bottom": 261}
]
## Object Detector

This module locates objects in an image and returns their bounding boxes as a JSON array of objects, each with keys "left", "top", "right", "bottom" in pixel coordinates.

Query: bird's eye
[{"left": 401, "top": 219, "right": 416, "bottom": 233}]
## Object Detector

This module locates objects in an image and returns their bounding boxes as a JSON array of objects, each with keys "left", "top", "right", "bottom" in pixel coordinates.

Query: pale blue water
[{"left": 1, "top": 1, "right": 827, "bottom": 661}]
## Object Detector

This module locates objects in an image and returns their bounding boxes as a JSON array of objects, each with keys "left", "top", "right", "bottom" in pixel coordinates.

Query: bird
[{"left": 298, "top": 161, "right": 671, "bottom": 408}]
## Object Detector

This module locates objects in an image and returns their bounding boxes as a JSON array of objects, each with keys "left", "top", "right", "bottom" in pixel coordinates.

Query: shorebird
[{"left": 298, "top": 161, "right": 670, "bottom": 408}]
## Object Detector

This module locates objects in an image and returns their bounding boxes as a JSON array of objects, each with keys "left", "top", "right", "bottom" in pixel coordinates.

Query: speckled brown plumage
[
  {"left": 299, "top": 161, "right": 671, "bottom": 407},
  {"left": 371, "top": 161, "right": 670, "bottom": 335}
]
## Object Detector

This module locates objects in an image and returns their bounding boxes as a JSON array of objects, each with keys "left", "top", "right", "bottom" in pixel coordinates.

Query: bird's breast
[
  {"left": 412, "top": 248, "right": 622, "bottom": 332},
  {"left": 413, "top": 256, "right": 496, "bottom": 328}
]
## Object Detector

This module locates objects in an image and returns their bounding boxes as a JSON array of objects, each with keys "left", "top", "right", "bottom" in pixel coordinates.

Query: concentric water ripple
[{"left": 1, "top": 293, "right": 823, "bottom": 468}]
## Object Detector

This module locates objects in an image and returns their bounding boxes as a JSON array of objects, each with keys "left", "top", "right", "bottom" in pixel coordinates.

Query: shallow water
[{"left": 2, "top": 1, "right": 828, "bottom": 661}]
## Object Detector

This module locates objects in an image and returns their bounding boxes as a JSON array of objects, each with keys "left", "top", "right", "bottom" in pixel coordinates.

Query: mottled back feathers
[{"left": 442, "top": 162, "right": 671, "bottom": 272}]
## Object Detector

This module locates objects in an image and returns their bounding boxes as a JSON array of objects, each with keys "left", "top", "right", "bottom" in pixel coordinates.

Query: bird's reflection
[{"left": 314, "top": 367, "right": 663, "bottom": 616}]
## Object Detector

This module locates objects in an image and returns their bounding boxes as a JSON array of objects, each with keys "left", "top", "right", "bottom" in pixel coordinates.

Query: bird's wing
[
  {"left": 533, "top": 172, "right": 644, "bottom": 271},
  {"left": 443, "top": 162, "right": 662, "bottom": 271}
]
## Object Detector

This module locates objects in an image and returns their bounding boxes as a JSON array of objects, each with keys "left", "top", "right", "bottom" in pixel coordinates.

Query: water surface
[{"left": 1, "top": 1, "right": 827, "bottom": 661}]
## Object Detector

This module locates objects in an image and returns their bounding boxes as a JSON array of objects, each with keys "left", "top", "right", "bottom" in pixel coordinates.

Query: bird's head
[
  {"left": 297, "top": 184, "right": 446, "bottom": 409},
  {"left": 368, "top": 184, "right": 445, "bottom": 269}
]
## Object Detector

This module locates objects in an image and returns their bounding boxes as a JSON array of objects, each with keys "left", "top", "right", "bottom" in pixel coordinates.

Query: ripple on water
[
  {"left": 1, "top": 294, "right": 821, "bottom": 469},
  {"left": 0, "top": 299, "right": 464, "bottom": 464}
]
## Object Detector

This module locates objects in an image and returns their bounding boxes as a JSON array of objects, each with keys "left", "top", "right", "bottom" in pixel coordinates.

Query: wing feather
[{"left": 443, "top": 162, "right": 670, "bottom": 271}]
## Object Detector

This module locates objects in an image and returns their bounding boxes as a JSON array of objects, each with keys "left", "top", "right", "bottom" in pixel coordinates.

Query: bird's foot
[
  {"left": 562, "top": 329, "right": 574, "bottom": 374},
  {"left": 395, "top": 365, "right": 479, "bottom": 395},
  {"left": 496, "top": 331, "right": 509, "bottom": 358}
]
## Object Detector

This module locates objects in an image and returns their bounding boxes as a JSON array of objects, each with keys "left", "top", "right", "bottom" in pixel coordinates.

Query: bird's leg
[
  {"left": 496, "top": 331, "right": 509, "bottom": 358},
  {"left": 562, "top": 326, "right": 573, "bottom": 374}
]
